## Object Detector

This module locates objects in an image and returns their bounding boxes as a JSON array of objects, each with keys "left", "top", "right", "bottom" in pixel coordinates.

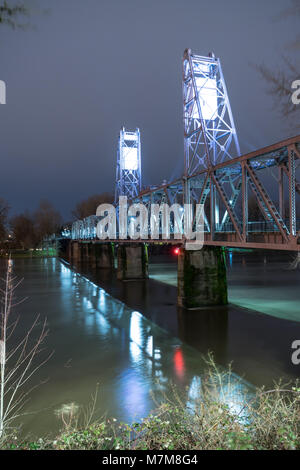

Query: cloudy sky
[{"left": 0, "top": 0, "right": 298, "bottom": 219}]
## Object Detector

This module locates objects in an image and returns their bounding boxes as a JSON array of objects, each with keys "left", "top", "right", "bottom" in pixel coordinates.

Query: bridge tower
[
  {"left": 115, "top": 127, "right": 141, "bottom": 202},
  {"left": 182, "top": 49, "right": 241, "bottom": 229},
  {"left": 183, "top": 49, "right": 240, "bottom": 174}
]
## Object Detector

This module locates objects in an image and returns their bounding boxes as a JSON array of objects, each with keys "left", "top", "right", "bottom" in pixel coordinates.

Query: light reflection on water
[{"left": 1, "top": 258, "right": 253, "bottom": 437}]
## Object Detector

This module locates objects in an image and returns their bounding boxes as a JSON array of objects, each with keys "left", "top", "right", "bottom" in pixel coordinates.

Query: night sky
[{"left": 0, "top": 0, "right": 298, "bottom": 220}]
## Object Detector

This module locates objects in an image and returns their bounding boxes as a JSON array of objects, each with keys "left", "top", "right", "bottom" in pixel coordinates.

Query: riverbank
[
  {"left": 1, "top": 367, "right": 299, "bottom": 450},
  {"left": 0, "top": 248, "right": 57, "bottom": 258}
]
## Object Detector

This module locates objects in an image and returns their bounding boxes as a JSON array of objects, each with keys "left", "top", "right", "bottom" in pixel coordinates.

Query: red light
[
  {"left": 174, "top": 247, "right": 180, "bottom": 255},
  {"left": 174, "top": 347, "right": 185, "bottom": 379}
]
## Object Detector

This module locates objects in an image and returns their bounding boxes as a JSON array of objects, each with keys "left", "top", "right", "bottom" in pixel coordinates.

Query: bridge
[
  {"left": 132, "top": 135, "right": 300, "bottom": 252},
  {"left": 59, "top": 49, "right": 300, "bottom": 309}
]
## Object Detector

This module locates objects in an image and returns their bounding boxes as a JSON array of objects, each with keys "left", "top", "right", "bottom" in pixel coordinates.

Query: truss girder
[
  {"left": 245, "top": 162, "right": 289, "bottom": 241},
  {"left": 70, "top": 138, "right": 300, "bottom": 250}
]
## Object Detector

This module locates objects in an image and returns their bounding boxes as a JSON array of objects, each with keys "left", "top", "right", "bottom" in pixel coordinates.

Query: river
[{"left": 0, "top": 250, "right": 299, "bottom": 438}]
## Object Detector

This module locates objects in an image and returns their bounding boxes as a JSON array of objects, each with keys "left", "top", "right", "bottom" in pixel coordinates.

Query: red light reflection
[{"left": 173, "top": 347, "right": 185, "bottom": 379}]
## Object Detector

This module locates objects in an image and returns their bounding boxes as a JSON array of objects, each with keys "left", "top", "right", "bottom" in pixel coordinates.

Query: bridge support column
[
  {"left": 72, "top": 242, "right": 82, "bottom": 264},
  {"left": 117, "top": 243, "right": 148, "bottom": 280},
  {"left": 67, "top": 241, "right": 72, "bottom": 261},
  {"left": 82, "top": 244, "right": 89, "bottom": 263},
  {"left": 95, "top": 243, "right": 114, "bottom": 269},
  {"left": 88, "top": 243, "right": 97, "bottom": 268},
  {"left": 178, "top": 246, "right": 227, "bottom": 308}
]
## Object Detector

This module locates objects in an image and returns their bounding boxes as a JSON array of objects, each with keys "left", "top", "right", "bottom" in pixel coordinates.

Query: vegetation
[
  {"left": 0, "top": 199, "right": 62, "bottom": 253},
  {"left": 33, "top": 200, "right": 62, "bottom": 243},
  {"left": 0, "top": 361, "right": 299, "bottom": 450},
  {"left": 0, "top": 261, "right": 51, "bottom": 437},
  {"left": 72, "top": 193, "right": 114, "bottom": 220},
  {"left": 10, "top": 213, "right": 37, "bottom": 250},
  {"left": 0, "top": 192, "right": 113, "bottom": 252},
  {"left": 0, "top": 199, "right": 9, "bottom": 243},
  {"left": 257, "top": 0, "right": 300, "bottom": 125},
  {"left": 0, "top": 248, "right": 57, "bottom": 259},
  {"left": 0, "top": 1, "right": 28, "bottom": 29}
]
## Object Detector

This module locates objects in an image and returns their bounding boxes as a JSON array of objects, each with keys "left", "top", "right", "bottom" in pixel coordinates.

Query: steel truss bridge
[
  {"left": 132, "top": 135, "right": 300, "bottom": 251},
  {"left": 70, "top": 50, "right": 300, "bottom": 252}
]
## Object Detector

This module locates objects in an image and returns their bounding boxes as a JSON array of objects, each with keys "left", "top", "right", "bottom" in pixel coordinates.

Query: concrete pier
[
  {"left": 95, "top": 243, "right": 114, "bottom": 269},
  {"left": 88, "top": 243, "right": 97, "bottom": 268},
  {"left": 117, "top": 243, "right": 148, "bottom": 280},
  {"left": 177, "top": 246, "right": 228, "bottom": 308},
  {"left": 67, "top": 240, "right": 72, "bottom": 261},
  {"left": 83, "top": 243, "right": 89, "bottom": 263},
  {"left": 72, "top": 241, "right": 82, "bottom": 264}
]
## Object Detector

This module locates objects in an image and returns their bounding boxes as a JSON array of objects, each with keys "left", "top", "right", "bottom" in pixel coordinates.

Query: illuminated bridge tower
[
  {"left": 114, "top": 127, "right": 147, "bottom": 281},
  {"left": 178, "top": 49, "right": 241, "bottom": 308},
  {"left": 115, "top": 127, "right": 142, "bottom": 202},
  {"left": 183, "top": 49, "right": 240, "bottom": 173},
  {"left": 182, "top": 49, "right": 241, "bottom": 230}
]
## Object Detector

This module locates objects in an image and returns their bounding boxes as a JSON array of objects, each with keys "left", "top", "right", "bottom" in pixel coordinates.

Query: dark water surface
[{"left": 1, "top": 252, "right": 299, "bottom": 437}]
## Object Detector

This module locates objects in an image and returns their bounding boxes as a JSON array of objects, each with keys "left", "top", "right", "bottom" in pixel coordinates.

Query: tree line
[
  {"left": 1, "top": 190, "right": 296, "bottom": 249},
  {"left": 0, "top": 193, "right": 113, "bottom": 250}
]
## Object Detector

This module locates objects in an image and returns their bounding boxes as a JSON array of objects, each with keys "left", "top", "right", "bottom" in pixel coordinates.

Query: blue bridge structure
[{"left": 55, "top": 49, "right": 300, "bottom": 309}]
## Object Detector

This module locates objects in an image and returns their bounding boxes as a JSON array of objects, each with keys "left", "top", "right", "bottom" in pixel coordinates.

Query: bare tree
[
  {"left": 257, "top": 58, "right": 300, "bottom": 120},
  {"left": 10, "top": 213, "right": 37, "bottom": 249},
  {"left": 0, "top": 259, "right": 51, "bottom": 437},
  {"left": 34, "top": 200, "right": 62, "bottom": 242},
  {"left": 72, "top": 193, "right": 113, "bottom": 220},
  {"left": 248, "top": 195, "right": 264, "bottom": 221},
  {"left": 0, "top": 199, "right": 9, "bottom": 242},
  {"left": 0, "top": 1, "right": 28, "bottom": 29},
  {"left": 280, "top": 0, "right": 300, "bottom": 50},
  {"left": 257, "top": 0, "right": 300, "bottom": 124}
]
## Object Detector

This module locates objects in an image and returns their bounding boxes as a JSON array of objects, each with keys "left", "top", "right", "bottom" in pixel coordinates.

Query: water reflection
[
  {"left": 1, "top": 258, "right": 253, "bottom": 437},
  {"left": 57, "top": 260, "right": 252, "bottom": 417},
  {"left": 173, "top": 347, "right": 185, "bottom": 380},
  {"left": 177, "top": 308, "right": 228, "bottom": 364}
]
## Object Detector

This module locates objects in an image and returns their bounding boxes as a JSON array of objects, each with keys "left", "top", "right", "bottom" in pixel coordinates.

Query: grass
[
  {"left": 1, "top": 360, "right": 299, "bottom": 451},
  {"left": 0, "top": 249, "right": 57, "bottom": 258}
]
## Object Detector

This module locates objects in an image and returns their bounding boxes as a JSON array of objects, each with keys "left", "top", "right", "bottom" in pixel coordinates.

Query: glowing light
[
  {"left": 123, "top": 147, "right": 138, "bottom": 170},
  {"left": 120, "top": 371, "right": 148, "bottom": 418},
  {"left": 188, "top": 376, "right": 202, "bottom": 403},
  {"left": 173, "top": 347, "right": 185, "bottom": 379},
  {"left": 124, "top": 133, "right": 138, "bottom": 141},
  {"left": 194, "top": 76, "right": 217, "bottom": 121},
  {"left": 129, "top": 311, "right": 143, "bottom": 348},
  {"left": 116, "top": 127, "right": 141, "bottom": 201},
  {"left": 129, "top": 341, "right": 143, "bottom": 364},
  {"left": 99, "top": 289, "right": 106, "bottom": 309},
  {"left": 154, "top": 349, "right": 161, "bottom": 360},
  {"left": 174, "top": 247, "right": 180, "bottom": 255},
  {"left": 146, "top": 336, "right": 153, "bottom": 357}
]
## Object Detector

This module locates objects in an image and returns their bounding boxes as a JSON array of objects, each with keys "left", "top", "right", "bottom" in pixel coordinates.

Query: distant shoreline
[{"left": 0, "top": 249, "right": 57, "bottom": 259}]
